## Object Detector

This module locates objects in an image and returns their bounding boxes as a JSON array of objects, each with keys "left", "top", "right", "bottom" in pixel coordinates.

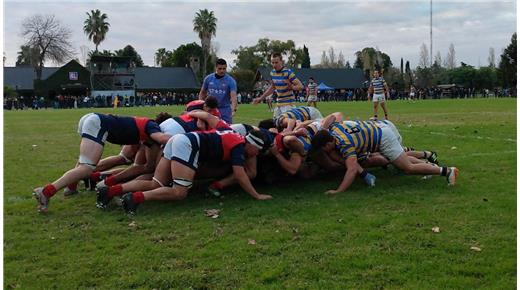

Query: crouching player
[
  {"left": 311, "top": 120, "right": 458, "bottom": 194},
  {"left": 101, "top": 129, "right": 272, "bottom": 215},
  {"left": 32, "top": 113, "right": 171, "bottom": 212}
]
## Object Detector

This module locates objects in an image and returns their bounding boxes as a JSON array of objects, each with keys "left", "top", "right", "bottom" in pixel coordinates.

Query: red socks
[
  {"left": 107, "top": 185, "right": 123, "bottom": 198},
  {"left": 42, "top": 184, "right": 57, "bottom": 198},
  {"left": 105, "top": 175, "right": 117, "bottom": 186},
  {"left": 90, "top": 171, "right": 101, "bottom": 182},
  {"left": 210, "top": 181, "right": 223, "bottom": 190},
  {"left": 132, "top": 191, "right": 145, "bottom": 204}
]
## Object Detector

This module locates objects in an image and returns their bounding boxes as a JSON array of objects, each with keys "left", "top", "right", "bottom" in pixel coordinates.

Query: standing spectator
[{"left": 198, "top": 58, "right": 238, "bottom": 124}]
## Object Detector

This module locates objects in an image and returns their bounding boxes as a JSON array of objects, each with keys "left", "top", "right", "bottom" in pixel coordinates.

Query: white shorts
[
  {"left": 373, "top": 93, "right": 386, "bottom": 103},
  {"left": 378, "top": 126, "right": 404, "bottom": 162},
  {"left": 308, "top": 106, "right": 323, "bottom": 120},
  {"left": 273, "top": 104, "right": 295, "bottom": 118},
  {"left": 307, "top": 95, "right": 318, "bottom": 102},
  {"left": 77, "top": 113, "right": 108, "bottom": 145},
  {"left": 159, "top": 118, "right": 187, "bottom": 136},
  {"left": 163, "top": 133, "right": 200, "bottom": 170}
]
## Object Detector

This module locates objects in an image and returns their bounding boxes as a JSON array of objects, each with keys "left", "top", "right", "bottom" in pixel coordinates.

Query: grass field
[{"left": 4, "top": 98, "right": 517, "bottom": 289}]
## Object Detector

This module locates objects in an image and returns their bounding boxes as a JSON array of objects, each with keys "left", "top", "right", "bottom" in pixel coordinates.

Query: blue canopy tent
[{"left": 317, "top": 82, "right": 334, "bottom": 91}]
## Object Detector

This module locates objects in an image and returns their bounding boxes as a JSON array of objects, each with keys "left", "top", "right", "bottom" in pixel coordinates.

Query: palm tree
[
  {"left": 193, "top": 9, "right": 217, "bottom": 78},
  {"left": 83, "top": 9, "right": 110, "bottom": 52},
  {"left": 155, "top": 48, "right": 167, "bottom": 67}
]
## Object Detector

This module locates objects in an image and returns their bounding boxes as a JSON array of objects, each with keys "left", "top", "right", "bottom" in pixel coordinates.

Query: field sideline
[{"left": 4, "top": 98, "right": 517, "bottom": 289}]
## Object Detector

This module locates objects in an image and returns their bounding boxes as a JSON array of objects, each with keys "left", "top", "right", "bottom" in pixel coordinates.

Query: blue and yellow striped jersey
[
  {"left": 271, "top": 68, "right": 298, "bottom": 105},
  {"left": 297, "top": 135, "right": 312, "bottom": 154},
  {"left": 279, "top": 106, "right": 312, "bottom": 122},
  {"left": 329, "top": 121, "right": 383, "bottom": 158},
  {"left": 370, "top": 77, "right": 387, "bottom": 95}
]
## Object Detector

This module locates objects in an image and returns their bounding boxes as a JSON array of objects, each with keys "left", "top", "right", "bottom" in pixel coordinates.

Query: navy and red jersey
[
  {"left": 96, "top": 113, "right": 161, "bottom": 145},
  {"left": 195, "top": 130, "right": 246, "bottom": 166},
  {"left": 173, "top": 114, "right": 199, "bottom": 133}
]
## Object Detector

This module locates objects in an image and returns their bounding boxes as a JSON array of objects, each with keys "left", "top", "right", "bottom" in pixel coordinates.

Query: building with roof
[
  {"left": 4, "top": 60, "right": 200, "bottom": 98},
  {"left": 255, "top": 67, "right": 365, "bottom": 90}
]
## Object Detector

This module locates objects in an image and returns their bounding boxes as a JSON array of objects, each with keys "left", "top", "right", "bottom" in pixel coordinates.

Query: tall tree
[
  {"left": 193, "top": 9, "right": 217, "bottom": 78},
  {"left": 419, "top": 43, "right": 429, "bottom": 68},
  {"left": 497, "top": 33, "right": 517, "bottom": 88},
  {"left": 302, "top": 45, "right": 311, "bottom": 68},
  {"left": 488, "top": 47, "right": 496, "bottom": 68},
  {"left": 405, "top": 60, "right": 413, "bottom": 85},
  {"left": 114, "top": 45, "right": 144, "bottom": 67},
  {"left": 83, "top": 9, "right": 110, "bottom": 52},
  {"left": 345, "top": 60, "right": 351, "bottom": 69},
  {"left": 444, "top": 43, "right": 456, "bottom": 69},
  {"left": 21, "top": 14, "right": 74, "bottom": 79},
  {"left": 354, "top": 47, "right": 392, "bottom": 73},
  {"left": 155, "top": 48, "right": 167, "bottom": 67},
  {"left": 434, "top": 51, "right": 442, "bottom": 67}
]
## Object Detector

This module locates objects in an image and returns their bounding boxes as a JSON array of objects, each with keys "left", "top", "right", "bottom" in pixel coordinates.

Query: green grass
[{"left": 4, "top": 98, "right": 517, "bottom": 289}]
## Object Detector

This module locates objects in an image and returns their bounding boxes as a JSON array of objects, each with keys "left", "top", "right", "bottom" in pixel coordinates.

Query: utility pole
[{"left": 430, "top": 0, "right": 433, "bottom": 67}]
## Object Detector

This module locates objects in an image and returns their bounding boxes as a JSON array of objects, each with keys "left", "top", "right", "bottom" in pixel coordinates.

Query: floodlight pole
[{"left": 430, "top": 0, "right": 433, "bottom": 67}]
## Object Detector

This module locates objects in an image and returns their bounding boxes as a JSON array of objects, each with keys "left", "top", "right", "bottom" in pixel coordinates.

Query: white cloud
[{"left": 3, "top": 1, "right": 516, "bottom": 69}]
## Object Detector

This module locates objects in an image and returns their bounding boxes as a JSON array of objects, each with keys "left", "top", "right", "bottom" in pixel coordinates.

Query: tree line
[{"left": 12, "top": 9, "right": 517, "bottom": 93}]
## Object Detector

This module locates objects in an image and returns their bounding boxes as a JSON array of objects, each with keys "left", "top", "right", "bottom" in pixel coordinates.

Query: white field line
[
  {"left": 399, "top": 129, "right": 516, "bottom": 143},
  {"left": 456, "top": 150, "right": 516, "bottom": 157}
]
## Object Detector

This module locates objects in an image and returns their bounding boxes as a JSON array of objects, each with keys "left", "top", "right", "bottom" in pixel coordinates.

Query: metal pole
[{"left": 430, "top": 0, "right": 433, "bottom": 67}]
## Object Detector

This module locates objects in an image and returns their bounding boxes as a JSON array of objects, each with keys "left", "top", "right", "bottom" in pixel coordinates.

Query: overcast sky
[{"left": 3, "top": 0, "right": 517, "bottom": 69}]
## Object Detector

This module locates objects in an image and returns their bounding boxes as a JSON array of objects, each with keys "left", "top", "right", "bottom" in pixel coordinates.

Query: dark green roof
[
  {"left": 4, "top": 66, "right": 58, "bottom": 90},
  {"left": 134, "top": 67, "right": 199, "bottom": 89},
  {"left": 257, "top": 67, "right": 365, "bottom": 89},
  {"left": 4, "top": 65, "right": 200, "bottom": 91}
]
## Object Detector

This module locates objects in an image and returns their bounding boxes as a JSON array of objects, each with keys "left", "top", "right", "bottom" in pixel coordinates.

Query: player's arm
[
  {"left": 270, "top": 137, "right": 304, "bottom": 175},
  {"left": 321, "top": 112, "right": 343, "bottom": 129},
  {"left": 233, "top": 165, "right": 272, "bottom": 200},
  {"left": 253, "top": 83, "right": 275, "bottom": 104},
  {"left": 290, "top": 77, "right": 304, "bottom": 91},
  {"left": 230, "top": 90, "right": 238, "bottom": 116},
  {"left": 149, "top": 132, "right": 172, "bottom": 145},
  {"left": 187, "top": 110, "right": 221, "bottom": 129},
  {"left": 325, "top": 156, "right": 361, "bottom": 194},
  {"left": 284, "top": 118, "right": 297, "bottom": 133}
]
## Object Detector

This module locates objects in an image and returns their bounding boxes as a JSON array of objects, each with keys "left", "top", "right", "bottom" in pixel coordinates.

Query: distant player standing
[
  {"left": 253, "top": 53, "right": 304, "bottom": 118},
  {"left": 369, "top": 69, "right": 389, "bottom": 120},
  {"left": 199, "top": 58, "right": 238, "bottom": 124},
  {"left": 306, "top": 77, "right": 318, "bottom": 108}
]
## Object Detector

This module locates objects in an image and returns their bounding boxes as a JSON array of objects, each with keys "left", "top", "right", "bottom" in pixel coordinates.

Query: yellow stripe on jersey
[
  {"left": 330, "top": 121, "right": 382, "bottom": 158},
  {"left": 271, "top": 68, "right": 298, "bottom": 105}
]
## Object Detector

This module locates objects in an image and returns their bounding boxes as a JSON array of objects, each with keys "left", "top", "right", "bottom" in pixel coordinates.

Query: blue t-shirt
[{"left": 202, "top": 73, "right": 237, "bottom": 108}]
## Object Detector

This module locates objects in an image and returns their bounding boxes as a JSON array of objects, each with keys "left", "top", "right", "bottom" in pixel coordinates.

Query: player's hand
[
  {"left": 252, "top": 98, "right": 261, "bottom": 105},
  {"left": 325, "top": 189, "right": 340, "bottom": 195},
  {"left": 256, "top": 194, "right": 273, "bottom": 200}
]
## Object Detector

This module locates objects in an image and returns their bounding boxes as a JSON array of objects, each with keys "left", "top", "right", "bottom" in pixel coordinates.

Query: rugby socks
[
  {"left": 423, "top": 151, "right": 429, "bottom": 159},
  {"left": 132, "top": 191, "right": 145, "bottom": 204},
  {"left": 440, "top": 167, "right": 448, "bottom": 176},
  {"left": 104, "top": 175, "right": 117, "bottom": 187},
  {"left": 42, "top": 184, "right": 57, "bottom": 198},
  {"left": 209, "top": 181, "right": 224, "bottom": 190},
  {"left": 107, "top": 185, "right": 123, "bottom": 198},
  {"left": 90, "top": 171, "right": 101, "bottom": 183}
]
